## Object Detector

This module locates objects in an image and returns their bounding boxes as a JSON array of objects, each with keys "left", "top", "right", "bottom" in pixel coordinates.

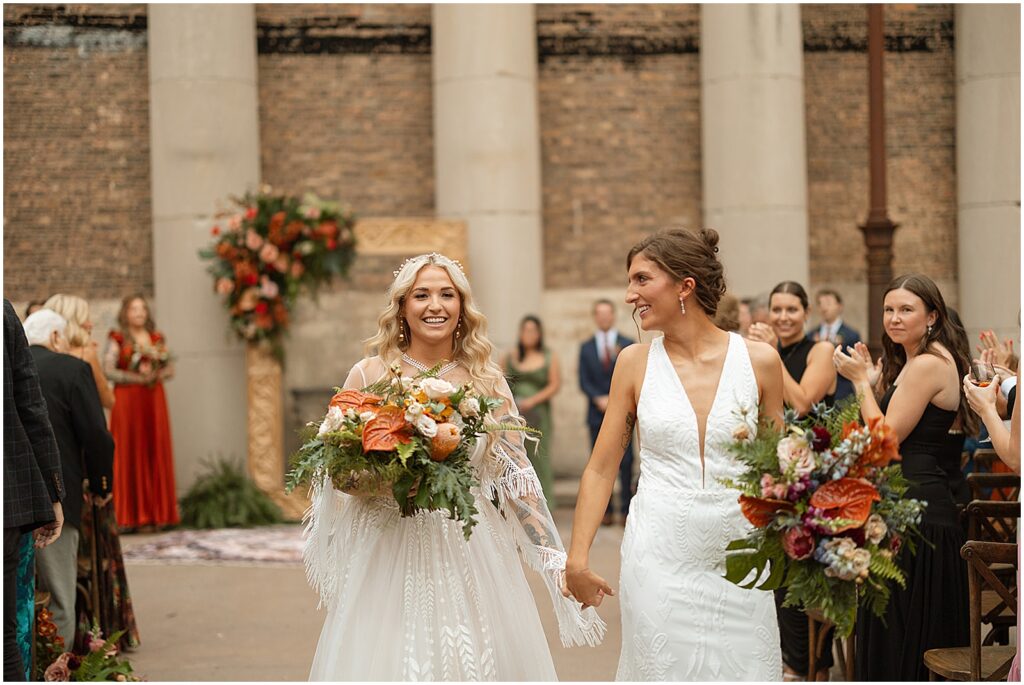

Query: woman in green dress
[{"left": 503, "top": 315, "right": 561, "bottom": 502}]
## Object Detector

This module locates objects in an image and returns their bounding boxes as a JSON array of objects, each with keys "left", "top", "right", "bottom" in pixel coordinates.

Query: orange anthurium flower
[
  {"left": 739, "top": 494, "right": 796, "bottom": 528},
  {"left": 330, "top": 390, "right": 383, "bottom": 414},
  {"left": 862, "top": 416, "right": 901, "bottom": 468},
  {"left": 808, "top": 478, "right": 880, "bottom": 532},
  {"left": 362, "top": 406, "right": 413, "bottom": 452}
]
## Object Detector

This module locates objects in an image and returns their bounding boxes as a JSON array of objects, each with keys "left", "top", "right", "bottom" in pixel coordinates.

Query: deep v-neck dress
[{"left": 616, "top": 334, "right": 782, "bottom": 681}]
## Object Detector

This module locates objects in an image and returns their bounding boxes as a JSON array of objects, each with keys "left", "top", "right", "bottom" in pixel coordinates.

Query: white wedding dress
[
  {"left": 304, "top": 358, "right": 604, "bottom": 681},
  {"left": 616, "top": 334, "right": 782, "bottom": 681}
]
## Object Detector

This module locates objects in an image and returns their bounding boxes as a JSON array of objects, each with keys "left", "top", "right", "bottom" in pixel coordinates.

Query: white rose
[
  {"left": 317, "top": 405, "right": 345, "bottom": 436},
  {"left": 850, "top": 548, "right": 872, "bottom": 578},
  {"left": 458, "top": 397, "right": 480, "bottom": 418},
  {"left": 777, "top": 436, "right": 815, "bottom": 477},
  {"left": 419, "top": 377, "right": 456, "bottom": 400},
  {"left": 414, "top": 414, "right": 438, "bottom": 438}
]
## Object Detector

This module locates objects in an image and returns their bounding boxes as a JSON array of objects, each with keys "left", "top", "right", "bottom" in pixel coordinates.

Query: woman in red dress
[{"left": 103, "top": 294, "right": 179, "bottom": 530}]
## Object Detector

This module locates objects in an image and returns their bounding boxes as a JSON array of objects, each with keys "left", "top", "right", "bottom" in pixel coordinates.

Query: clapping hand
[
  {"left": 563, "top": 564, "right": 615, "bottom": 609},
  {"left": 833, "top": 342, "right": 880, "bottom": 385},
  {"left": 747, "top": 322, "right": 778, "bottom": 348},
  {"left": 978, "top": 330, "right": 1017, "bottom": 369}
]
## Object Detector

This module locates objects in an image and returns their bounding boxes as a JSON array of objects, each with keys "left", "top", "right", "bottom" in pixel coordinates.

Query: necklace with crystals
[{"left": 401, "top": 353, "right": 460, "bottom": 377}]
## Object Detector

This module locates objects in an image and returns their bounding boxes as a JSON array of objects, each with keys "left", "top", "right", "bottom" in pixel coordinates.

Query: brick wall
[
  {"left": 255, "top": 3, "right": 434, "bottom": 294},
  {"left": 538, "top": 4, "right": 703, "bottom": 290},
  {"left": 803, "top": 4, "right": 958, "bottom": 316},
  {"left": 3, "top": 4, "right": 152, "bottom": 302}
]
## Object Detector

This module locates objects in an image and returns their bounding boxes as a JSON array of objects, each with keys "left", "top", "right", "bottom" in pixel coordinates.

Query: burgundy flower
[
  {"left": 782, "top": 526, "right": 816, "bottom": 560},
  {"left": 811, "top": 426, "right": 832, "bottom": 452}
]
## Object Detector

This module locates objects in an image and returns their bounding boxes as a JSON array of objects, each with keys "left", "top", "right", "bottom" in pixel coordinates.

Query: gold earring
[
  {"left": 680, "top": 299, "right": 686, "bottom": 315},
  {"left": 399, "top": 318, "right": 405, "bottom": 343},
  {"left": 455, "top": 318, "right": 462, "bottom": 340}
]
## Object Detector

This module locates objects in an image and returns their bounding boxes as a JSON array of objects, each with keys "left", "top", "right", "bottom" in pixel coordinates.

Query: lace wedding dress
[
  {"left": 304, "top": 358, "right": 604, "bottom": 681},
  {"left": 616, "top": 334, "right": 781, "bottom": 681}
]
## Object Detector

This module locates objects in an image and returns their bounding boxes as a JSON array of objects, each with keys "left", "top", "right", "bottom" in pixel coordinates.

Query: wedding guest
[
  {"left": 23, "top": 300, "right": 46, "bottom": 319},
  {"left": 104, "top": 294, "right": 179, "bottom": 530},
  {"left": 748, "top": 294, "right": 771, "bottom": 327},
  {"left": 976, "top": 328, "right": 1018, "bottom": 373},
  {"left": 812, "top": 288, "right": 861, "bottom": 402},
  {"left": 738, "top": 298, "right": 754, "bottom": 336},
  {"left": 748, "top": 281, "right": 837, "bottom": 681},
  {"left": 835, "top": 273, "right": 973, "bottom": 681},
  {"left": 45, "top": 295, "right": 114, "bottom": 410},
  {"left": 3, "top": 300, "right": 65, "bottom": 682},
  {"left": 579, "top": 299, "right": 635, "bottom": 525},
  {"left": 25, "top": 308, "right": 113, "bottom": 650},
  {"left": 502, "top": 315, "right": 561, "bottom": 501},
  {"left": 714, "top": 293, "right": 741, "bottom": 332},
  {"left": 43, "top": 295, "right": 139, "bottom": 650}
]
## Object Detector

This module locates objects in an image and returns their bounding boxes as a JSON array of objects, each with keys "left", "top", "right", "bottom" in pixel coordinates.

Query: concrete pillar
[
  {"left": 147, "top": 5, "right": 259, "bottom": 491},
  {"left": 700, "top": 4, "right": 810, "bottom": 297},
  {"left": 432, "top": 4, "right": 544, "bottom": 349},
  {"left": 956, "top": 5, "right": 1021, "bottom": 344}
]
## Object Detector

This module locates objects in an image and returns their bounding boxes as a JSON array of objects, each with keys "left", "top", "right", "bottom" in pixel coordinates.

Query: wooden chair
[
  {"left": 965, "top": 499, "right": 1020, "bottom": 545},
  {"left": 967, "top": 472, "right": 1021, "bottom": 505},
  {"left": 923, "top": 541, "right": 1018, "bottom": 681},
  {"left": 806, "top": 610, "right": 855, "bottom": 680}
]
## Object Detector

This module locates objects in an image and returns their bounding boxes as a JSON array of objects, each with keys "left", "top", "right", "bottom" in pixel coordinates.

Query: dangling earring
[
  {"left": 398, "top": 318, "right": 406, "bottom": 343},
  {"left": 927, "top": 324, "right": 933, "bottom": 336},
  {"left": 455, "top": 318, "right": 462, "bottom": 340},
  {"left": 679, "top": 299, "right": 686, "bottom": 315}
]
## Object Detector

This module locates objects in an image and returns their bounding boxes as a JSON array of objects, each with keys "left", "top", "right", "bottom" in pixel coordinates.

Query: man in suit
[
  {"left": 811, "top": 288, "right": 862, "bottom": 402},
  {"left": 578, "top": 299, "right": 635, "bottom": 525},
  {"left": 4, "top": 299, "right": 66, "bottom": 681},
  {"left": 24, "top": 308, "right": 114, "bottom": 649}
]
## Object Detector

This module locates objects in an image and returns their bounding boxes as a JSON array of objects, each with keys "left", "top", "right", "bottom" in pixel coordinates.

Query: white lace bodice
[{"left": 636, "top": 333, "right": 759, "bottom": 493}]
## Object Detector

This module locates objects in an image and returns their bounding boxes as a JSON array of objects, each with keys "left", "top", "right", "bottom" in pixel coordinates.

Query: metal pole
[{"left": 859, "top": 4, "right": 899, "bottom": 358}]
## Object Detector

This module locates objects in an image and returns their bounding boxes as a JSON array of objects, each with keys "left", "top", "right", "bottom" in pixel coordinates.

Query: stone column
[
  {"left": 700, "top": 4, "right": 810, "bottom": 297},
  {"left": 956, "top": 5, "right": 1021, "bottom": 344},
  {"left": 147, "top": 5, "right": 259, "bottom": 491},
  {"left": 432, "top": 4, "right": 544, "bottom": 349}
]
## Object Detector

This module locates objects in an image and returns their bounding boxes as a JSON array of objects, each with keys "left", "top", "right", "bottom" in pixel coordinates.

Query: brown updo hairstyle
[
  {"left": 626, "top": 228, "right": 727, "bottom": 316},
  {"left": 879, "top": 273, "right": 977, "bottom": 435},
  {"left": 116, "top": 293, "right": 156, "bottom": 333}
]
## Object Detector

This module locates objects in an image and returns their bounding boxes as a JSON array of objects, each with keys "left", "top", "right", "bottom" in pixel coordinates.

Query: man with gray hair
[{"left": 25, "top": 308, "right": 114, "bottom": 648}]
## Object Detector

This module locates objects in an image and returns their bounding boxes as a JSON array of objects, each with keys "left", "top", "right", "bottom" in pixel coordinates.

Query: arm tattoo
[{"left": 621, "top": 411, "right": 636, "bottom": 449}]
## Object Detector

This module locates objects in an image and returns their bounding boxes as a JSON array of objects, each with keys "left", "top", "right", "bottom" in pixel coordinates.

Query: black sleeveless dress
[
  {"left": 775, "top": 335, "right": 836, "bottom": 675},
  {"left": 854, "top": 386, "right": 970, "bottom": 681}
]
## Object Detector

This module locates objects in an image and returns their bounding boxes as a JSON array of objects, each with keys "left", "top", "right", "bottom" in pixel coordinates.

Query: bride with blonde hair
[{"left": 305, "top": 252, "right": 604, "bottom": 681}]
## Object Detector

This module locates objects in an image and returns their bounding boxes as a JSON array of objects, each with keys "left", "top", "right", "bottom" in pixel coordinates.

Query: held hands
[
  {"left": 563, "top": 563, "right": 615, "bottom": 609},
  {"left": 833, "top": 342, "right": 879, "bottom": 385},
  {"left": 746, "top": 322, "right": 778, "bottom": 348}
]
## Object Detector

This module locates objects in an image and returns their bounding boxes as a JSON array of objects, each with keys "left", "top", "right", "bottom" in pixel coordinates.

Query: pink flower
[
  {"left": 245, "top": 230, "right": 264, "bottom": 251},
  {"left": 777, "top": 436, "right": 815, "bottom": 477},
  {"left": 259, "top": 276, "right": 280, "bottom": 299},
  {"left": 273, "top": 253, "right": 290, "bottom": 273},
  {"left": 259, "top": 242, "right": 280, "bottom": 264},
  {"left": 44, "top": 653, "right": 71, "bottom": 681},
  {"left": 228, "top": 214, "right": 243, "bottom": 231},
  {"left": 304, "top": 206, "right": 321, "bottom": 220},
  {"left": 782, "top": 526, "right": 815, "bottom": 560},
  {"left": 215, "top": 277, "right": 234, "bottom": 296}
]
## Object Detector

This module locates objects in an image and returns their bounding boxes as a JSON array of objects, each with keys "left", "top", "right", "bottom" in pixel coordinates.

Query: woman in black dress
[
  {"left": 834, "top": 273, "right": 973, "bottom": 681},
  {"left": 749, "top": 281, "right": 837, "bottom": 680}
]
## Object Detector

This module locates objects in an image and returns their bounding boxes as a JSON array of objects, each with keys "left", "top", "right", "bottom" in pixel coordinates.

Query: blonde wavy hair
[
  {"left": 44, "top": 294, "right": 92, "bottom": 348},
  {"left": 364, "top": 253, "right": 506, "bottom": 398}
]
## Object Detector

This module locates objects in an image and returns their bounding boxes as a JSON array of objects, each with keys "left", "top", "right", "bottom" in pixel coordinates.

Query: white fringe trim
[{"left": 302, "top": 472, "right": 341, "bottom": 609}]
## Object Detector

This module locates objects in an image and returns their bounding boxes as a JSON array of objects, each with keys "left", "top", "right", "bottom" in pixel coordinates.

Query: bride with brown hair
[{"left": 304, "top": 253, "right": 604, "bottom": 681}]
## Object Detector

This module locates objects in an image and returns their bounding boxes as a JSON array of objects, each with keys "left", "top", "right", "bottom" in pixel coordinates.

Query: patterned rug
[{"left": 121, "top": 525, "right": 305, "bottom": 567}]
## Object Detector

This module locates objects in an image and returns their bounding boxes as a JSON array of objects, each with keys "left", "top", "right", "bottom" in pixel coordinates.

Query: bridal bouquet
[
  {"left": 287, "top": 363, "right": 531, "bottom": 539},
  {"left": 127, "top": 335, "right": 172, "bottom": 377},
  {"left": 721, "top": 399, "right": 926, "bottom": 637}
]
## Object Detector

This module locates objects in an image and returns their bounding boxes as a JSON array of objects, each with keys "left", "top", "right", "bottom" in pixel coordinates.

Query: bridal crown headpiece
[{"left": 393, "top": 252, "right": 466, "bottom": 278}]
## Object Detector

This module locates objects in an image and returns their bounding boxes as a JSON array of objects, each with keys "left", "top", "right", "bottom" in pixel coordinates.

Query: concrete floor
[{"left": 121, "top": 507, "right": 626, "bottom": 681}]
